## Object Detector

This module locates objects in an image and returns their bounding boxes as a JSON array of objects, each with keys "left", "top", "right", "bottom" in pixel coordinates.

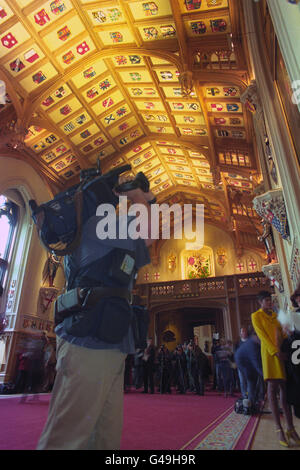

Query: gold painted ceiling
[{"left": 0, "top": 0, "right": 263, "bottom": 247}]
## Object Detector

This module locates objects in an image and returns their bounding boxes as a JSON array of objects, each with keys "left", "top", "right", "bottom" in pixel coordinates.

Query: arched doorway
[
  {"left": 152, "top": 301, "right": 226, "bottom": 352},
  {"left": 184, "top": 307, "right": 224, "bottom": 352}
]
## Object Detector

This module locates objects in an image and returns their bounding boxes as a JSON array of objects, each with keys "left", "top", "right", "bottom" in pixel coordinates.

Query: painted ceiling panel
[{"left": 0, "top": 0, "right": 255, "bottom": 220}]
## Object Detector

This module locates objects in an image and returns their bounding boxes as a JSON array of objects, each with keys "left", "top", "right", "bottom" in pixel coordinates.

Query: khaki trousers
[{"left": 37, "top": 337, "right": 126, "bottom": 450}]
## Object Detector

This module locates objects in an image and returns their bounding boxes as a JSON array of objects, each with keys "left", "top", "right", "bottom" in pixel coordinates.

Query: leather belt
[{"left": 81, "top": 286, "right": 132, "bottom": 306}]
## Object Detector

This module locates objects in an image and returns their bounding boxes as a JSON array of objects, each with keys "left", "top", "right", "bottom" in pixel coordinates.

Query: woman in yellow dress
[{"left": 252, "top": 291, "right": 300, "bottom": 447}]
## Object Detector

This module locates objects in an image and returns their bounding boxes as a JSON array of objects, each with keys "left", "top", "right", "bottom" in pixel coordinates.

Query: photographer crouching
[{"left": 36, "top": 173, "right": 155, "bottom": 450}]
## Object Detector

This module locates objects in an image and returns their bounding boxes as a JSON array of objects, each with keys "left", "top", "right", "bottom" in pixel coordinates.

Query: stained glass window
[{"left": 0, "top": 195, "right": 18, "bottom": 286}]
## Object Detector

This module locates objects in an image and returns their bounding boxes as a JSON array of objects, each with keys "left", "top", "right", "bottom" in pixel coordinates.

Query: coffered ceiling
[{"left": 0, "top": 0, "right": 263, "bottom": 244}]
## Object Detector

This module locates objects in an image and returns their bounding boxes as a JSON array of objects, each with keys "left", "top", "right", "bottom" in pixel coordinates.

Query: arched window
[{"left": 0, "top": 195, "right": 19, "bottom": 290}]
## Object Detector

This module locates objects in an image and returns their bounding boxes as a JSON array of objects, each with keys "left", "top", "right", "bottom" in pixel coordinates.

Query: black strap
[{"left": 84, "top": 286, "right": 131, "bottom": 305}]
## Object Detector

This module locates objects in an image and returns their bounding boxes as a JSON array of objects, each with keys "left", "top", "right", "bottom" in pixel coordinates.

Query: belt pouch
[{"left": 64, "top": 297, "right": 132, "bottom": 343}]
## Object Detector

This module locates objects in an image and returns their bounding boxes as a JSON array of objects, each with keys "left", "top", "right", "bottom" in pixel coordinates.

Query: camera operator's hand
[
  {"left": 114, "top": 175, "right": 145, "bottom": 202},
  {"left": 115, "top": 175, "right": 155, "bottom": 205},
  {"left": 143, "top": 188, "right": 155, "bottom": 204}
]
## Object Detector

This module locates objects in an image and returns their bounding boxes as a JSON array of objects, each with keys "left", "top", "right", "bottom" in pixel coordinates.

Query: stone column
[
  {"left": 242, "top": 0, "right": 300, "bottom": 303},
  {"left": 267, "top": 0, "right": 300, "bottom": 113}
]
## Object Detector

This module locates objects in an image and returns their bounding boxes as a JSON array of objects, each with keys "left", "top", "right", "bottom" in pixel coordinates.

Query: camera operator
[{"left": 37, "top": 174, "right": 155, "bottom": 450}]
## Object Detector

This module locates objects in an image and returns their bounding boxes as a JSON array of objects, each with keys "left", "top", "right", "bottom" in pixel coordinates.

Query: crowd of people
[
  {"left": 122, "top": 285, "right": 300, "bottom": 451},
  {"left": 123, "top": 335, "right": 252, "bottom": 398},
  {"left": 12, "top": 288, "right": 300, "bottom": 450},
  {"left": 124, "top": 337, "right": 211, "bottom": 395}
]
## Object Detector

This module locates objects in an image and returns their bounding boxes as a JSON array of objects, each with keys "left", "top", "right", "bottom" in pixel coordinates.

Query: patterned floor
[{"left": 193, "top": 411, "right": 251, "bottom": 450}]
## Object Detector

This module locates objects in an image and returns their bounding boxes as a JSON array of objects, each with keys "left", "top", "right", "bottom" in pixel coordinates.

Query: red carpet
[
  {"left": 0, "top": 391, "right": 258, "bottom": 450},
  {"left": 120, "top": 390, "right": 235, "bottom": 450}
]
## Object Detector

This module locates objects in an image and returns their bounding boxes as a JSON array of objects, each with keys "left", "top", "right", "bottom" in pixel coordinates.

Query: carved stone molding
[
  {"left": 240, "top": 80, "right": 263, "bottom": 121},
  {"left": 290, "top": 236, "right": 300, "bottom": 290},
  {"left": 211, "top": 166, "right": 221, "bottom": 186},
  {"left": 0, "top": 120, "right": 27, "bottom": 151},
  {"left": 262, "top": 263, "right": 284, "bottom": 292},
  {"left": 253, "top": 189, "right": 290, "bottom": 241},
  {"left": 178, "top": 70, "right": 193, "bottom": 98}
]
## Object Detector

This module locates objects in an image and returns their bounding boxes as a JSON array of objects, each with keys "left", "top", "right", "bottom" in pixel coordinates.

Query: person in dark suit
[
  {"left": 157, "top": 345, "right": 172, "bottom": 394},
  {"left": 142, "top": 337, "right": 155, "bottom": 394},
  {"left": 234, "top": 326, "right": 250, "bottom": 399},
  {"left": 195, "top": 346, "right": 211, "bottom": 396},
  {"left": 234, "top": 331, "right": 264, "bottom": 413},
  {"left": 172, "top": 345, "right": 187, "bottom": 394}
]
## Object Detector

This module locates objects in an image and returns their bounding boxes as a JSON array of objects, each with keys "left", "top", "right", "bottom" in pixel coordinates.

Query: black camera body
[
  {"left": 29, "top": 159, "right": 154, "bottom": 256},
  {"left": 114, "top": 172, "right": 150, "bottom": 193}
]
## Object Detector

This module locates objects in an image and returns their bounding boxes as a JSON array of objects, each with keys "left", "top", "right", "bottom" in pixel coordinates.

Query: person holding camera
[{"left": 36, "top": 173, "right": 155, "bottom": 450}]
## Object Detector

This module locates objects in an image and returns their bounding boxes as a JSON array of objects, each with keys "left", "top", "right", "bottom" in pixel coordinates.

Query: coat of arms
[
  {"left": 142, "top": 2, "right": 159, "bottom": 16},
  {"left": 1, "top": 32, "right": 17, "bottom": 48},
  {"left": 206, "top": 87, "right": 220, "bottom": 96},
  {"left": 223, "top": 87, "right": 238, "bottom": 97},
  {"left": 191, "top": 21, "right": 206, "bottom": 34},
  {"left": 214, "top": 117, "right": 226, "bottom": 125},
  {"left": 62, "top": 51, "right": 74, "bottom": 65},
  {"left": 210, "top": 19, "right": 227, "bottom": 32},
  {"left": 24, "top": 48, "right": 39, "bottom": 63},
  {"left": 216, "top": 248, "right": 227, "bottom": 268},
  {"left": 77, "top": 42, "right": 90, "bottom": 55},
  {"left": 83, "top": 67, "right": 96, "bottom": 79},
  {"left": 226, "top": 104, "right": 239, "bottom": 112},
  {"left": 110, "top": 32, "right": 123, "bottom": 43},
  {"left": 10, "top": 58, "right": 25, "bottom": 73},
  {"left": 32, "top": 71, "right": 46, "bottom": 84},
  {"left": 54, "top": 86, "right": 66, "bottom": 98},
  {"left": 160, "top": 25, "right": 176, "bottom": 38},
  {"left": 34, "top": 9, "right": 50, "bottom": 26},
  {"left": 50, "top": 0, "right": 66, "bottom": 15},
  {"left": 57, "top": 26, "right": 71, "bottom": 41},
  {"left": 80, "top": 130, "right": 91, "bottom": 139},
  {"left": 0, "top": 6, "right": 7, "bottom": 18},
  {"left": 129, "top": 55, "right": 141, "bottom": 64},
  {"left": 168, "top": 253, "right": 176, "bottom": 272},
  {"left": 143, "top": 27, "right": 158, "bottom": 39},
  {"left": 185, "top": 0, "right": 202, "bottom": 10},
  {"left": 99, "top": 79, "right": 111, "bottom": 90},
  {"left": 86, "top": 87, "right": 98, "bottom": 99}
]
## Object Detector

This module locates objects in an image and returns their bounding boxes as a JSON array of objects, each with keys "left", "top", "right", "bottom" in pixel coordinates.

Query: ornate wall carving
[
  {"left": 290, "top": 236, "right": 300, "bottom": 290},
  {"left": 262, "top": 263, "right": 284, "bottom": 292},
  {"left": 253, "top": 189, "right": 290, "bottom": 241}
]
